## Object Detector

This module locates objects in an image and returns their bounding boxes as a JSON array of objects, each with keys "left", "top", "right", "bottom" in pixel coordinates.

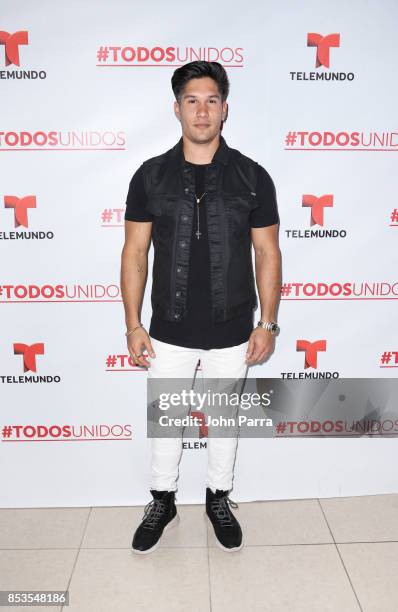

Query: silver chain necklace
[{"left": 194, "top": 191, "right": 206, "bottom": 239}]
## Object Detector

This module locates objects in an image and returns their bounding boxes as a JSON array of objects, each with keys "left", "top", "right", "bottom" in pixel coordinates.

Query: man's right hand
[{"left": 127, "top": 328, "right": 156, "bottom": 368}]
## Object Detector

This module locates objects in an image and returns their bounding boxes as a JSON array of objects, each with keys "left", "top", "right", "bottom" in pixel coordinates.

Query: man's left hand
[{"left": 245, "top": 327, "right": 275, "bottom": 365}]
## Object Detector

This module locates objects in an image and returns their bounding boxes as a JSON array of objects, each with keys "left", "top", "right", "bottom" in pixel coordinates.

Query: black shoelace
[
  {"left": 210, "top": 494, "right": 239, "bottom": 527},
  {"left": 142, "top": 499, "right": 167, "bottom": 531}
]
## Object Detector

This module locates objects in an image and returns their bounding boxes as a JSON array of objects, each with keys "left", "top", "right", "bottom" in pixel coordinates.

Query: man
[{"left": 120, "top": 61, "right": 281, "bottom": 555}]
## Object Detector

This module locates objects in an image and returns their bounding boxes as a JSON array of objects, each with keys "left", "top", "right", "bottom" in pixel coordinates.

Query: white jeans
[{"left": 147, "top": 336, "right": 249, "bottom": 493}]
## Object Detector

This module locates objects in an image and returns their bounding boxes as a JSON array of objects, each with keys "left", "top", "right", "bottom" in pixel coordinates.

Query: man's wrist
[
  {"left": 125, "top": 323, "right": 145, "bottom": 337},
  {"left": 125, "top": 317, "right": 143, "bottom": 334},
  {"left": 260, "top": 313, "right": 277, "bottom": 322},
  {"left": 126, "top": 317, "right": 141, "bottom": 328}
]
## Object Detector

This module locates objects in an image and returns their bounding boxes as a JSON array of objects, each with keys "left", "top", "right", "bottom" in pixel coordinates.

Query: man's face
[{"left": 174, "top": 76, "right": 228, "bottom": 144}]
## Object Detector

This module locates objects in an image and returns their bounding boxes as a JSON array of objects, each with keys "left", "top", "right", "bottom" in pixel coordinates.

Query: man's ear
[
  {"left": 174, "top": 100, "right": 181, "bottom": 122},
  {"left": 223, "top": 102, "right": 229, "bottom": 122}
]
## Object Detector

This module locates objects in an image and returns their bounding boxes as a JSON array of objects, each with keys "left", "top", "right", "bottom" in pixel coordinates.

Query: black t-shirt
[{"left": 124, "top": 161, "right": 279, "bottom": 350}]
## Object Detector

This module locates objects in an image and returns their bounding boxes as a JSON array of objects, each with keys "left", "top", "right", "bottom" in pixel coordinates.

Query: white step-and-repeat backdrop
[{"left": 1, "top": 0, "right": 397, "bottom": 507}]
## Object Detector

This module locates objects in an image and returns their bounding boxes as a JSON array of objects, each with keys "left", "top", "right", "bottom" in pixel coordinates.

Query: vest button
[
  {"left": 175, "top": 291, "right": 181, "bottom": 297},
  {"left": 180, "top": 240, "right": 186, "bottom": 247},
  {"left": 177, "top": 266, "right": 182, "bottom": 273},
  {"left": 184, "top": 188, "right": 189, "bottom": 193},
  {"left": 181, "top": 215, "right": 188, "bottom": 221},
  {"left": 174, "top": 313, "right": 180, "bottom": 319}
]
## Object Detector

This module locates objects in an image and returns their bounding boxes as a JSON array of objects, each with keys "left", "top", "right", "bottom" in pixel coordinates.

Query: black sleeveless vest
[{"left": 141, "top": 134, "right": 260, "bottom": 323}]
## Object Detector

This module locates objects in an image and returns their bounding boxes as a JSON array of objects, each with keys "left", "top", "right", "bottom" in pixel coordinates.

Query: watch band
[{"left": 257, "top": 320, "right": 280, "bottom": 335}]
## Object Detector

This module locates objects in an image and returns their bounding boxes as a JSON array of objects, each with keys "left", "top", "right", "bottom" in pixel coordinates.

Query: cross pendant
[{"left": 195, "top": 230, "right": 201, "bottom": 239}]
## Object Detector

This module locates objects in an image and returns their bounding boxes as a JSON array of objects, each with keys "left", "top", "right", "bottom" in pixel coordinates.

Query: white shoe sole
[
  {"left": 204, "top": 511, "right": 243, "bottom": 552},
  {"left": 132, "top": 512, "right": 180, "bottom": 555}
]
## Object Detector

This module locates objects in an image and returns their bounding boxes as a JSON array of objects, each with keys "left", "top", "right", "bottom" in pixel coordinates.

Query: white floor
[{"left": 1, "top": 494, "right": 398, "bottom": 611}]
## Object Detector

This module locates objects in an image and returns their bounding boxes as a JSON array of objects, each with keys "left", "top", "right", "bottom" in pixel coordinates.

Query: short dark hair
[{"left": 171, "top": 61, "right": 230, "bottom": 104}]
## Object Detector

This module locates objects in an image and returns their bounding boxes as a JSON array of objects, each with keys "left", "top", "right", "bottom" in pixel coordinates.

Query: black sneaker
[
  {"left": 205, "top": 487, "right": 243, "bottom": 552},
  {"left": 132, "top": 489, "right": 179, "bottom": 554}
]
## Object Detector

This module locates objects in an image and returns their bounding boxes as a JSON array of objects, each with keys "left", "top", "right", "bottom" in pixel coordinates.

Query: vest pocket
[
  {"left": 145, "top": 198, "right": 174, "bottom": 244},
  {"left": 223, "top": 191, "right": 258, "bottom": 210},
  {"left": 145, "top": 197, "right": 162, "bottom": 216},
  {"left": 145, "top": 195, "right": 181, "bottom": 217},
  {"left": 223, "top": 192, "right": 257, "bottom": 237}
]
